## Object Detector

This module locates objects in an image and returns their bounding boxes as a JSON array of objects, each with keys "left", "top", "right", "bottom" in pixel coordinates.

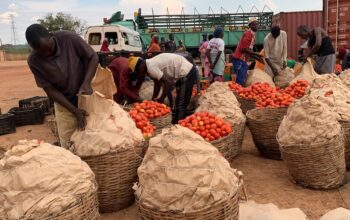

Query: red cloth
[
  {"left": 100, "top": 39, "right": 110, "bottom": 52},
  {"left": 148, "top": 36, "right": 161, "bottom": 52},
  {"left": 108, "top": 57, "right": 144, "bottom": 103},
  {"left": 233, "top": 29, "right": 255, "bottom": 61}
]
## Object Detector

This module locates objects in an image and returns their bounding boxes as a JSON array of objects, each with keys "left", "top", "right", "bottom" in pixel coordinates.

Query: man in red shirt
[
  {"left": 233, "top": 18, "right": 263, "bottom": 85},
  {"left": 108, "top": 57, "right": 145, "bottom": 104}
]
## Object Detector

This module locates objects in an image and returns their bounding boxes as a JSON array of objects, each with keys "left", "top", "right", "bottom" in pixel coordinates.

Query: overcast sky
[{"left": 0, "top": 0, "right": 322, "bottom": 44}]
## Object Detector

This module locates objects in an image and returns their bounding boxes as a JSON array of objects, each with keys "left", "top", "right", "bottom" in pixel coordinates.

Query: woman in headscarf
[
  {"left": 100, "top": 38, "right": 110, "bottom": 52},
  {"left": 206, "top": 27, "right": 225, "bottom": 83},
  {"left": 147, "top": 35, "right": 161, "bottom": 54}
]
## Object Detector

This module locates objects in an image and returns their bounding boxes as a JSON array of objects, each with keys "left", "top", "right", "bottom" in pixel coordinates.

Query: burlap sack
[
  {"left": 0, "top": 140, "right": 96, "bottom": 219},
  {"left": 339, "top": 69, "right": 350, "bottom": 89},
  {"left": 70, "top": 92, "right": 144, "bottom": 157},
  {"left": 91, "top": 65, "right": 117, "bottom": 99},
  {"left": 277, "top": 95, "right": 341, "bottom": 145},
  {"left": 274, "top": 68, "right": 294, "bottom": 88},
  {"left": 139, "top": 80, "right": 154, "bottom": 101},
  {"left": 245, "top": 69, "right": 275, "bottom": 88},
  {"left": 134, "top": 125, "right": 240, "bottom": 212},
  {"left": 290, "top": 59, "right": 319, "bottom": 85},
  {"left": 293, "top": 62, "right": 303, "bottom": 76}
]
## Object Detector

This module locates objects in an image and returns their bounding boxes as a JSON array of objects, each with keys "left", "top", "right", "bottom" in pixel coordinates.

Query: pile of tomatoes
[
  {"left": 283, "top": 80, "right": 309, "bottom": 99},
  {"left": 179, "top": 112, "right": 233, "bottom": 142},
  {"left": 228, "top": 80, "right": 309, "bottom": 108},
  {"left": 132, "top": 101, "right": 171, "bottom": 119},
  {"left": 129, "top": 111, "right": 156, "bottom": 138}
]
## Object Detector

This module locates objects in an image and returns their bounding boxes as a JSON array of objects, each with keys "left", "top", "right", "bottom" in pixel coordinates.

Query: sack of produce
[
  {"left": 245, "top": 69, "right": 275, "bottom": 88},
  {"left": 339, "top": 69, "right": 350, "bottom": 89},
  {"left": 277, "top": 96, "right": 346, "bottom": 189},
  {"left": 274, "top": 68, "right": 294, "bottom": 88},
  {"left": 70, "top": 92, "right": 145, "bottom": 212},
  {"left": 0, "top": 140, "right": 98, "bottom": 220},
  {"left": 134, "top": 125, "right": 241, "bottom": 220},
  {"left": 91, "top": 65, "right": 117, "bottom": 99},
  {"left": 290, "top": 59, "right": 319, "bottom": 85},
  {"left": 247, "top": 107, "right": 288, "bottom": 160}
]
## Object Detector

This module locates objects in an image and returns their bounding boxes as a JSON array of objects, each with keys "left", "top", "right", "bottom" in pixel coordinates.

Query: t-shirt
[
  {"left": 146, "top": 53, "right": 193, "bottom": 82},
  {"left": 233, "top": 29, "right": 255, "bottom": 62},
  {"left": 264, "top": 31, "right": 287, "bottom": 63},
  {"left": 28, "top": 31, "right": 97, "bottom": 106},
  {"left": 208, "top": 38, "right": 226, "bottom": 75}
]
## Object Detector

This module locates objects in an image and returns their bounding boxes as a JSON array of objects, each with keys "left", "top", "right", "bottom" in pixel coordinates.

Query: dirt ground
[{"left": 0, "top": 61, "right": 349, "bottom": 220}]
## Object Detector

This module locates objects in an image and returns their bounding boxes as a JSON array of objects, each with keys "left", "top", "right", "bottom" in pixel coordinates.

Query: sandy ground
[{"left": 0, "top": 60, "right": 349, "bottom": 220}]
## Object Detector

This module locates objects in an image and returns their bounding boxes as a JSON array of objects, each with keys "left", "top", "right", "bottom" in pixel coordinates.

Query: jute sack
[
  {"left": 277, "top": 96, "right": 346, "bottom": 189},
  {"left": 274, "top": 68, "right": 294, "bottom": 88},
  {"left": 338, "top": 69, "right": 350, "bottom": 89},
  {"left": 245, "top": 69, "right": 275, "bottom": 88},
  {"left": 0, "top": 140, "right": 98, "bottom": 220},
  {"left": 91, "top": 65, "right": 117, "bottom": 99},
  {"left": 134, "top": 125, "right": 241, "bottom": 219},
  {"left": 290, "top": 59, "right": 319, "bottom": 85}
]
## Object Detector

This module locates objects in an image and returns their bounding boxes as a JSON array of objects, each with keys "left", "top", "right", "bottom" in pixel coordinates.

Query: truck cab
[{"left": 85, "top": 25, "right": 143, "bottom": 52}]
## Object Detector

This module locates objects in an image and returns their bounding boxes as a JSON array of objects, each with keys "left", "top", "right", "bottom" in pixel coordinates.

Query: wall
[{"left": 272, "top": 11, "right": 323, "bottom": 60}]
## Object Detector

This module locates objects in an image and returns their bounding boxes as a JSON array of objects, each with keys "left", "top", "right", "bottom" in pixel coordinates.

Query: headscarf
[
  {"left": 148, "top": 35, "right": 161, "bottom": 52},
  {"left": 213, "top": 27, "right": 224, "bottom": 38},
  {"left": 100, "top": 38, "right": 110, "bottom": 52}
]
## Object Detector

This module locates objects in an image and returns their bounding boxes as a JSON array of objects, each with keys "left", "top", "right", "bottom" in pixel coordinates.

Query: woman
[
  {"left": 199, "top": 34, "right": 213, "bottom": 77},
  {"left": 147, "top": 35, "right": 161, "bottom": 54},
  {"left": 206, "top": 27, "right": 225, "bottom": 83},
  {"left": 100, "top": 38, "right": 110, "bottom": 52}
]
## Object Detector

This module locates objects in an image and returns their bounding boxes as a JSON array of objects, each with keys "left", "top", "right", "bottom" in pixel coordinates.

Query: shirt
[
  {"left": 208, "top": 38, "right": 226, "bottom": 75},
  {"left": 264, "top": 31, "right": 287, "bottom": 62},
  {"left": 108, "top": 57, "right": 143, "bottom": 103},
  {"left": 146, "top": 53, "right": 193, "bottom": 82},
  {"left": 165, "top": 40, "right": 177, "bottom": 52},
  {"left": 28, "top": 31, "right": 97, "bottom": 106},
  {"left": 233, "top": 29, "right": 255, "bottom": 62}
]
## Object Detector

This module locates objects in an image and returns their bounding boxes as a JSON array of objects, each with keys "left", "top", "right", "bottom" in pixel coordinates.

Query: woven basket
[
  {"left": 246, "top": 108, "right": 288, "bottom": 160},
  {"left": 230, "top": 120, "right": 246, "bottom": 158},
  {"left": 235, "top": 94, "right": 255, "bottom": 114},
  {"left": 278, "top": 135, "right": 346, "bottom": 189},
  {"left": 9, "top": 107, "right": 45, "bottom": 126},
  {"left": 150, "top": 113, "right": 172, "bottom": 130},
  {"left": 0, "top": 113, "right": 16, "bottom": 135},
  {"left": 81, "top": 143, "right": 144, "bottom": 213},
  {"left": 137, "top": 190, "right": 239, "bottom": 220},
  {"left": 46, "top": 117, "right": 59, "bottom": 139},
  {"left": 210, "top": 131, "right": 236, "bottom": 161},
  {"left": 340, "top": 120, "right": 350, "bottom": 170}
]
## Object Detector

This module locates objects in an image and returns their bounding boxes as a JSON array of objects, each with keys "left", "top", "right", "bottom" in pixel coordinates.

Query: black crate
[
  {"left": 0, "top": 113, "right": 16, "bottom": 135},
  {"left": 9, "top": 107, "right": 45, "bottom": 126},
  {"left": 19, "top": 96, "right": 53, "bottom": 115}
]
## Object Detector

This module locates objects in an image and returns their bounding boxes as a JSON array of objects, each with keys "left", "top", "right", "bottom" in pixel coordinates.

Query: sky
[{"left": 0, "top": 0, "right": 322, "bottom": 45}]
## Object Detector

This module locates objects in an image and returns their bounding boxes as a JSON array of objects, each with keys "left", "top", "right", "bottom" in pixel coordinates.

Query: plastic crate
[
  {"left": 19, "top": 96, "right": 53, "bottom": 115},
  {"left": 0, "top": 113, "right": 16, "bottom": 135},
  {"left": 9, "top": 107, "right": 45, "bottom": 126}
]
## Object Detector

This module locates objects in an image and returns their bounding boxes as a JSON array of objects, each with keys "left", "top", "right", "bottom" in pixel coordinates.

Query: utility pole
[{"left": 9, "top": 14, "right": 17, "bottom": 45}]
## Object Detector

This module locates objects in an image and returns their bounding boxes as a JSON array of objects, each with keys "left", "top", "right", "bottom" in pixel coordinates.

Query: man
[
  {"left": 176, "top": 40, "right": 186, "bottom": 52},
  {"left": 232, "top": 18, "right": 264, "bottom": 85},
  {"left": 297, "top": 25, "right": 336, "bottom": 74},
  {"left": 165, "top": 33, "right": 177, "bottom": 52},
  {"left": 25, "top": 24, "right": 98, "bottom": 148},
  {"left": 263, "top": 26, "right": 287, "bottom": 77},
  {"left": 133, "top": 53, "right": 196, "bottom": 124},
  {"left": 108, "top": 57, "right": 145, "bottom": 104},
  {"left": 206, "top": 27, "right": 225, "bottom": 83}
]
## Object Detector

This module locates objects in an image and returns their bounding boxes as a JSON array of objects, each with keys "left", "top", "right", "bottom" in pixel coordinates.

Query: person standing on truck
[
  {"left": 165, "top": 33, "right": 177, "bottom": 52},
  {"left": 147, "top": 35, "right": 161, "bottom": 55},
  {"left": 263, "top": 26, "right": 287, "bottom": 77},
  {"left": 160, "top": 37, "right": 166, "bottom": 51},
  {"left": 108, "top": 57, "right": 145, "bottom": 104},
  {"left": 25, "top": 24, "right": 98, "bottom": 148},
  {"left": 232, "top": 18, "right": 264, "bottom": 85},
  {"left": 132, "top": 53, "right": 196, "bottom": 124},
  {"left": 176, "top": 40, "right": 186, "bottom": 52},
  {"left": 297, "top": 25, "right": 336, "bottom": 74},
  {"left": 100, "top": 38, "right": 110, "bottom": 52},
  {"left": 206, "top": 27, "right": 226, "bottom": 83}
]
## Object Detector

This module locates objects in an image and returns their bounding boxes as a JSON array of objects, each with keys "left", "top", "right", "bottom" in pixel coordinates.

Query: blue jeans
[{"left": 233, "top": 58, "right": 248, "bottom": 86}]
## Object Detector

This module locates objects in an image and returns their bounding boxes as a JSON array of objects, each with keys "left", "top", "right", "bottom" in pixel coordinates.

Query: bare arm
[
  {"left": 152, "top": 80, "right": 162, "bottom": 100},
  {"left": 157, "top": 79, "right": 174, "bottom": 103}
]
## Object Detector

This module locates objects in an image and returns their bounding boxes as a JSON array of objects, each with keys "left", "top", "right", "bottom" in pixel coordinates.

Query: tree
[{"left": 37, "top": 12, "right": 87, "bottom": 35}]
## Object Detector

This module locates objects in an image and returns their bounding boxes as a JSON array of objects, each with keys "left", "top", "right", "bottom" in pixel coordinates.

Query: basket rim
[
  {"left": 210, "top": 130, "right": 234, "bottom": 144},
  {"left": 277, "top": 134, "right": 343, "bottom": 148},
  {"left": 246, "top": 107, "right": 287, "bottom": 120}
]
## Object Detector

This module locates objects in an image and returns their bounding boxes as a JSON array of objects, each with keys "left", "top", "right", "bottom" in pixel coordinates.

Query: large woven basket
[
  {"left": 340, "top": 120, "right": 350, "bottom": 170},
  {"left": 246, "top": 107, "right": 288, "bottom": 160},
  {"left": 233, "top": 93, "right": 255, "bottom": 114},
  {"left": 81, "top": 144, "right": 144, "bottom": 213},
  {"left": 137, "top": 190, "right": 239, "bottom": 220},
  {"left": 150, "top": 113, "right": 172, "bottom": 130},
  {"left": 22, "top": 190, "right": 99, "bottom": 220},
  {"left": 231, "top": 120, "right": 246, "bottom": 158},
  {"left": 278, "top": 135, "right": 346, "bottom": 189},
  {"left": 210, "top": 131, "right": 236, "bottom": 161}
]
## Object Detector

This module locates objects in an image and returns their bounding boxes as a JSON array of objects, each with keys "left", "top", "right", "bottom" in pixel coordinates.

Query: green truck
[{"left": 103, "top": 9, "right": 273, "bottom": 56}]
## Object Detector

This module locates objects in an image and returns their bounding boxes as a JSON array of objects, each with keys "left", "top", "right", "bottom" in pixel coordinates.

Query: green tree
[{"left": 37, "top": 12, "right": 87, "bottom": 35}]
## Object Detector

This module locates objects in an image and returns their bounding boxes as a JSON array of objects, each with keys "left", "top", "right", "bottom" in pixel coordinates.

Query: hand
[
  {"left": 154, "top": 98, "right": 164, "bottom": 103},
  {"left": 78, "top": 83, "right": 93, "bottom": 95},
  {"left": 282, "top": 61, "right": 287, "bottom": 69},
  {"left": 73, "top": 108, "right": 89, "bottom": 130}
]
